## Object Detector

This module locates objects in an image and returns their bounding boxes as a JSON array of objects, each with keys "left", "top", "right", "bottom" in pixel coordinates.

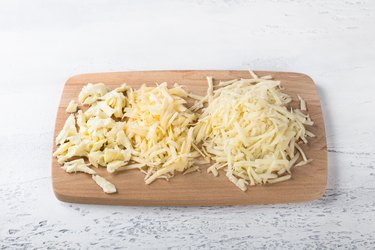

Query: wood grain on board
[{"left": 52, "top": 70, "right": 327, "bottom": 206}]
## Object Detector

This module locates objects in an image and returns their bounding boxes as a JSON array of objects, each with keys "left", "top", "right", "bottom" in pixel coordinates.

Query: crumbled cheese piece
[
  {"left": 103, "top": 147, "right": 131, "bottom": 163},
  {"left": 66, "top": 100, "right": 78, "bottom": 113},
  {"left": 92, "top": 175, "right": 117, "bottom": 193},
  {"left": 55, "top": 114, "right": 77, "bottom": 145},
  {"left": 88, "top": 151, "right": 105, "bottom": 167},
  {"left": 63, "top": 159, "right": 96, "bottom": 175},
  {"left": 194, "top": 71, "right": 313, "bottom": 191},
  {"left": 106, "top": 160, "right": 127, "bottom": 173},
  {"left": 98, "top": 90, "right": 127, "bottom": 118},
  {"left": 78, "top": 83, "right": 108, "bottom": 105}
]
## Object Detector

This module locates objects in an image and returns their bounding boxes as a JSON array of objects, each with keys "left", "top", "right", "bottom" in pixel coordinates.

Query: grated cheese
[
  {"left": 54, "top": 81, "right": 199, "bottom": 193},
  {"left": 193, "top": 71, "right": 314, "bottom": 191},
  {"left": 54, "top": 71, "right": 314, "bottom": 194},
  {"left": 124, "top": 83, "right": 199, "bottom": 184}
]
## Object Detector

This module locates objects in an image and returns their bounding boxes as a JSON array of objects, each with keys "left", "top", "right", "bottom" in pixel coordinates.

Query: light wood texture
[{"left": 52, "top": 70, "right": 327, "bottom": 206}]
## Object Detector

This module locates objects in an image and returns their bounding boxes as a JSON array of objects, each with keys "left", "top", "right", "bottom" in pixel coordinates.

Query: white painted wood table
[{"left": 0, "top": 0, "right": 374, "bottom": 249}]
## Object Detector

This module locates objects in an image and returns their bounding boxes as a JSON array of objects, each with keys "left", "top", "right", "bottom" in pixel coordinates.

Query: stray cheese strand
[{"left": 194, "top": 71, "right": 314, "bottom": 191}]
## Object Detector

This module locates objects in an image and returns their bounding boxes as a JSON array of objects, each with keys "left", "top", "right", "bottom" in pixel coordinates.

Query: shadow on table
[{"left": 314, "top": 84, "right": 341, "bottom": 205}]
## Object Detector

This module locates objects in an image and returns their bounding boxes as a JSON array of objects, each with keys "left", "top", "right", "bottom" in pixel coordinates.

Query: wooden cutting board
[{"left": 52, "top": 70, "right": 327, "bottom": 206}]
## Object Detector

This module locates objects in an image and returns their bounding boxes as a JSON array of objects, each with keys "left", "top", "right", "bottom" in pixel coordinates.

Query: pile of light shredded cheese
[
  {"left": 124, "top": 83, "right": 199, "bottom": 184},
  {"left": 53, "top": 82, "right": 199, "bottom": 193},
  {"left": 193, "top": 71, "right": 314, "bottom": 191}
]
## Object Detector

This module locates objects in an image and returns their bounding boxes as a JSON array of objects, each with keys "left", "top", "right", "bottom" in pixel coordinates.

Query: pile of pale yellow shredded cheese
[
  {"left": 54, "top": 71, "right": 314, "bottom": 193},
  {"left": 194, "top": 72, "right": 314, "bottom": 191}
]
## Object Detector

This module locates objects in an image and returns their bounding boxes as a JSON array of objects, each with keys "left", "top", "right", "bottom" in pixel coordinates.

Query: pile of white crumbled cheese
[{"left": 54, "top": 71, "right": 314, "bottom": 193}]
